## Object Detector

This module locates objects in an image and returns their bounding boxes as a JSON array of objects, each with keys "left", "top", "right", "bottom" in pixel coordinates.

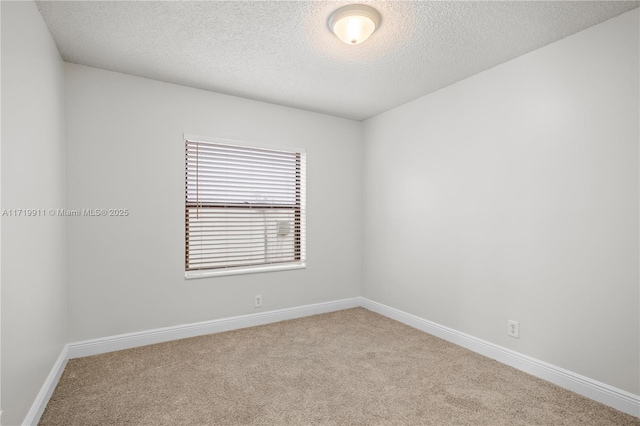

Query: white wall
[
  {"left": 1, "top": 2, "right": 67, "bottom": 425},
  {"left": 362, "top": 9, "right": 639, "bottom": 395},
  {"left": 64, "top": 64, "right": 362, "bottom": 342}
]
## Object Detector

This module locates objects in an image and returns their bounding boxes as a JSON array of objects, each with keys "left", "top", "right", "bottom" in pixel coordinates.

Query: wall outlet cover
[{"left": 508, "top": 320, "right": 519, "bottom": 338}]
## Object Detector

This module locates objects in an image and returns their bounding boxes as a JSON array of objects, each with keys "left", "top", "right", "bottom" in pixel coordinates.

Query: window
[{"left": 185, "top": 135, "right": 306, "bottom": 278}]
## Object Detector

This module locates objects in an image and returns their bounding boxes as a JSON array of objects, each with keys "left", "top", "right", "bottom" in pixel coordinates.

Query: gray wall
[
  {"left": 64, "top": 63, "right": 363, "bottom": 342},
  {"left": 362, "top": 9, "right": 639, "bottom": 394},
  {"left": 1, "top": 2, "right": 67, "bottom": 424}
]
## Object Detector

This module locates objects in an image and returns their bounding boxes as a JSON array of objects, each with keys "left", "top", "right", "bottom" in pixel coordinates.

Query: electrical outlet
[
  {"left": 508, "top": 320, "right": 519, "bottom": 338},
  {"left": 254, "top": 295, "right": 262, "bottom": 308}
]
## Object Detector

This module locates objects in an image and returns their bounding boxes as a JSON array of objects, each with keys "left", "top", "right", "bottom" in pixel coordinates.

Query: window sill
[{"left": 185, "top": 262, "right": 306, "bottom": 279}]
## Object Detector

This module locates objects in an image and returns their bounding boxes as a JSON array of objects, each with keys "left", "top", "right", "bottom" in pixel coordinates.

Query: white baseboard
[
  {"left": 23, "top": 345, "right": 68, "bottom": 426},
  {"left": 25, "top": 296, "right": 639, "bottom": 424},
  {"left": 68, "top": 297, "right": 360, "bottom": 359},
  {"left": 359, "top": 297, "right": 640, "bottom": 418}
]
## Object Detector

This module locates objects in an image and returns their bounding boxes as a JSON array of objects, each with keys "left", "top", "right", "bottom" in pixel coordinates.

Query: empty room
[{"left": 1, "top": 1, "right": 639, "bottom": 425}]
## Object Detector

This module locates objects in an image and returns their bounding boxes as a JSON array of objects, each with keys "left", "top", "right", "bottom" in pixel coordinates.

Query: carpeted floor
[{"left": 40, "top": 308, "right": 639, "bottom": 425}]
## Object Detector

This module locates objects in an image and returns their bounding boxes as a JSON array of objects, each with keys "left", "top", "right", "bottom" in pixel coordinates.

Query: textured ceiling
[{"left": 37, "top": 1, "right": 639, "bottom": 121}]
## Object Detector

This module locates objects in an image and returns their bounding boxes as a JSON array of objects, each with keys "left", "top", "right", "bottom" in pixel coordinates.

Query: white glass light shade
[{"left": 328, "top": 5, "right": 381, "bottom": 45}]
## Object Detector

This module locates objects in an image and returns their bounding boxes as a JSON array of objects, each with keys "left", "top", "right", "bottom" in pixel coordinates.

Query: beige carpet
[{"left": 40, "top": 308, "right": 639, "bottom": 425}]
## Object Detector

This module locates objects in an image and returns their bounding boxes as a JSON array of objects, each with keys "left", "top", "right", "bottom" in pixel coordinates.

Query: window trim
[
  {"left": 183, "top": 134, "right": 307, "bottom": 279},
  {"left": 185, "top": 262, "right": 306, "bottom": 280}
]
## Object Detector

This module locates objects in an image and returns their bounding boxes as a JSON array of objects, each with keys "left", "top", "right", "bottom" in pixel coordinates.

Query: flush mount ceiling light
[{"left": 328, "top": 4, "right": 381, "bottom": 45}]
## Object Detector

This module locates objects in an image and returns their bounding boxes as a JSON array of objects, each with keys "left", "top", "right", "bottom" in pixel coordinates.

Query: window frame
[{"left": 184, "top": 134, "right": 306, "bottom": 279}]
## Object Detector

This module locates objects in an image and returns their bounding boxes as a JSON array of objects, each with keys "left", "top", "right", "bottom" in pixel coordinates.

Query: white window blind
[{"left": 185, "top": 138, "right": 306, "bottom": 276}]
